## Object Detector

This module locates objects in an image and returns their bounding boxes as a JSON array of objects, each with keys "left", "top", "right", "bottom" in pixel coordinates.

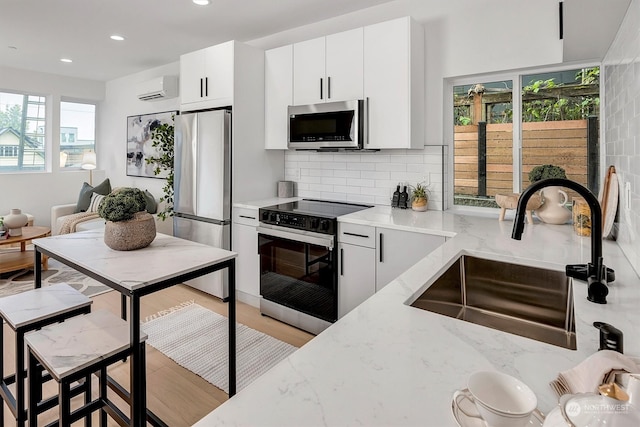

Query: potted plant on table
[
  {"left": 98, "top": 188, "right": 156, "bottom": 250},
  {"left": 527, "top": 164, "right": 571, "bottom": 224},
  {"left": 409, "top": 182, "right": 430, "bottom": 212}
]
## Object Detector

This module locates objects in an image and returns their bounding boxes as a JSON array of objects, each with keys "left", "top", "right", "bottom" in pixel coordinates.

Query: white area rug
[{"left": 141, "top": 302, "right": 298, "bottom": 393}]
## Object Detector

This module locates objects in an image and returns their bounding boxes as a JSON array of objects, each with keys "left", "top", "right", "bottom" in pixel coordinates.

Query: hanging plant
[{"left": 146, "top": 114, "right": 175, "bottom": 220}]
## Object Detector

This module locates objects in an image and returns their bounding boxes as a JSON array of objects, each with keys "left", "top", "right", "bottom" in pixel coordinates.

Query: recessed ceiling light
[
  {"left": 60, "top": 58, "right": 73, "bottom": 63},
  {"left": 110, "top": 35, "right": 125, "bottom": 41},
  {"left": 193, "top": 0, "right": 210, "bottom": 5}
]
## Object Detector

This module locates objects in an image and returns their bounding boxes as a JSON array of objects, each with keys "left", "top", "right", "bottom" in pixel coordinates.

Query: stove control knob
[
  {"left": 310, "top": 218, "right": 319, "bottom": 229},
  {"left": 269, "top": 213, "right": 278, "bottom": 222},
  {"left": 319, "top": 220, "right": 330, "bottom": 232},
  {"left": 262, "top": 211, "right": 269, "bottom": 221}
]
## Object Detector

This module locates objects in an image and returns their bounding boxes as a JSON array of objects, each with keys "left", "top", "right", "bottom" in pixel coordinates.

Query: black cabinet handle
[
  {"left": 320, "top": 78, "right": 323, "bottom": 100},
  {"left": 200, "top": 78, "right": 203, "bottom": 98},
  {"left": 328, "top": 76, "right": 331, "bottom": 99},
  {"left": 379, "top": 233, "right": 384, "bottom": 263},
  {"left": 238, "top": 215, "right": 256, "bottom": 220},
  {"left": 205, "top": 77, "right": 209, "bottom": 97},
  {"left": 340, "top": 248, "right": 344, "bottom": 276},
  {"left": 343, "top": 232, "right": 369, "bottom": 239}
]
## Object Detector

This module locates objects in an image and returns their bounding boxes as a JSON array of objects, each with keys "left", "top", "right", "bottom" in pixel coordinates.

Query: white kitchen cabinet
[
  {"left": 338, "top": 223, "right": 376, "bottom": 318},
  {"left": 264, "top": 45, "right": 292, "bottom": 150},
  {"left": 363, "top": 17, "right": 425, "bottom": 149},
  {"left": 232, "top": 207, "right": 260, "bottom": 307},
  {"left": 376, "top": 227, "right": 445, "bottom": 291},
  {"left": 293, "top": 28, "right": 363, "bottom": 105},
  {"left": 338, "top": 222, "right": 446, "bottom": 312},
  {"left": 180, "top": 41, "right": 234, "bottom": 110}
]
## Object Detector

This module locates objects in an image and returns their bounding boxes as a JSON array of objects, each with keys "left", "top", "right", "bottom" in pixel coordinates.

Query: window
[
  {"left": 450, "top": 66, "right": 600, "bottom": 209},
  {"left": 60, "top": 102, "right": 95, "bottom": 168},
  {"left": 0, "top": 91, "right": 46, "bottom": 172}
]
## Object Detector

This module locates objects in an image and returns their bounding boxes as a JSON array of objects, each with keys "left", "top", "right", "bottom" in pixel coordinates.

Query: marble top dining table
[{"left": 32, "top": 230, "right": 237, "bottom": 427}]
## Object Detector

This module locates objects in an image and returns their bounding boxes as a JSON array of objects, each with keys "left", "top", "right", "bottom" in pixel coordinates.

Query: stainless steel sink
[{"left": 410, "top": 255, "right": 576, "bottom": 350}]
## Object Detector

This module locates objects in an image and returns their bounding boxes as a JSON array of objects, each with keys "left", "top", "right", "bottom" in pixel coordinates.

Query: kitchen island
[{"left": 196, "top": 207, "right": 640, "bottom": 426}]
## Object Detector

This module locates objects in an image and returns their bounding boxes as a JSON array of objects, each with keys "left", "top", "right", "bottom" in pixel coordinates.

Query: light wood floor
[{"left": 3, "top": 285, "right": 314, "bottom": 426}]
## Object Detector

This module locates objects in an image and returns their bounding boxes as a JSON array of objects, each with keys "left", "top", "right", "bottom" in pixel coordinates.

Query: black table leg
[
  {"left": 34, "top": 250, "right": 42, "bottom": 288},
  {"left": 129, "top": 294, "right": 146, "bottom": 426},
  {"left": 228, "top": 259, "right": 236, "bottom": 397}
]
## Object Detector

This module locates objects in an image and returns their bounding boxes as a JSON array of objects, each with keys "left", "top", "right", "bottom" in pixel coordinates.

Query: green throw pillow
[
  {"left": 144, "top": 190, "right": 157, "bottom": 214},
  {"left": 75, "top": 178, "right": 112, "bottom": 213}
]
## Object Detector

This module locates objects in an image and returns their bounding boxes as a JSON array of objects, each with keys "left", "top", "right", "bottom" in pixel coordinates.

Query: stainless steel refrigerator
[{"left": 173, "top": 108, "right": 231, "bottom": 299}]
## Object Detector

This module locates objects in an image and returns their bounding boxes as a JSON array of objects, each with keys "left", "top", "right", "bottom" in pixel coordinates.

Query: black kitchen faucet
[{"left": 511, "top": 178, "right": 614, "bottom": 304}]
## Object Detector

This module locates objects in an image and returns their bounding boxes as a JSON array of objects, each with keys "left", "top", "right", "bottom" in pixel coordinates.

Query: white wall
[
  {"left": 0, "top": 66, "right": 104, "bottom": 226},
  {"left": 99, "top": 62, "right": 180, "bottom": 192},
  {"left": 248, "top": 0, "right": 563, "bottom": 208},
  {"left": 603, "top": 0, "right": 640, "bottom": 276}
]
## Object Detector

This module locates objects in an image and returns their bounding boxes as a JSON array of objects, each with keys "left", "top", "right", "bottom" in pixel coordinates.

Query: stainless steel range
[{"left": 257, "top": 199, "right": 372, "bottom": 334}]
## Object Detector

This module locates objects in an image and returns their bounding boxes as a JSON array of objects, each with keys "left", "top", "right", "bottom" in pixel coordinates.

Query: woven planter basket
[{"left": 104, "top": 211, "right": 156, "bottom": 251}]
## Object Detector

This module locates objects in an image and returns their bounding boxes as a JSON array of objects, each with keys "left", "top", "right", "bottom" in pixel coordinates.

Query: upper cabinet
[
  {"left": 293, "top": 28, "right": 364, "bottom": 105},
  {"left": 265, "top": 45, "right": 293, "bottom": 150},
  {"left": 364, "top": 17, "right": 424, "bottom": 150},
  {"left": 180, "top": 42, "right": 234, "bottom": 110},
  {"left": 264, "top": 17, "right": 424, "bottom": 150}
]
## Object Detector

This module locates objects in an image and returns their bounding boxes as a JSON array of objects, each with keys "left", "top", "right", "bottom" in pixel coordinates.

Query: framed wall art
[{"left": 126, "top": 110, "right": 176, "bottom": 178}]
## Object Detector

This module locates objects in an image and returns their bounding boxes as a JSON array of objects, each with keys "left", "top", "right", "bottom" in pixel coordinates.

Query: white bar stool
[
  {"left": 0, "top": 283, "right": 92, "bottom": 427},
  {"left": 25, "top": 309, "right": 148, "bottom": 427}
]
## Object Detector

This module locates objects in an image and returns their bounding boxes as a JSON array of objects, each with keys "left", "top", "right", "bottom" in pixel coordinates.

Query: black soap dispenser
[
  {"left": 593, "top": 321, "right": 624, "bottom": 353},
  {"left": 398, "top": 186, "right": 408, "bottom": 209},
  {"left": 392, "top": 185, "right": 401, "bottom": 208}
]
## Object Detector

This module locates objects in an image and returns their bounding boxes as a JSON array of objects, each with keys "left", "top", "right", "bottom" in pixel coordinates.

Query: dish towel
[{"left": 550, "top": 350, "right": 639, "bottom": 398}]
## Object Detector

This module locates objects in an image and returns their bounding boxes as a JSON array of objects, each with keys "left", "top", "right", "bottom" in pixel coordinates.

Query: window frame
[
  {"left": 444, "top": 61, "right": 602, "bottom": 213},
  {"left": 0, "top": 89, "right": 48, "bottom": 173},
  {"left": 59, "top": 97, "right": 98, "bottom": 171}
]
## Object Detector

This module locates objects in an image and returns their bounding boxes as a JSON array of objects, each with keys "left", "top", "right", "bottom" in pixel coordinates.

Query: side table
[{"left": 0, "top": 226, "right": 50, "bottom": 274}]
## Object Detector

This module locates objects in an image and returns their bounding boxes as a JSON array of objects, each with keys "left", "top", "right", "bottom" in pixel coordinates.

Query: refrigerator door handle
[{"left": 174, "top": 212, "right": 230, "bottom": 226}]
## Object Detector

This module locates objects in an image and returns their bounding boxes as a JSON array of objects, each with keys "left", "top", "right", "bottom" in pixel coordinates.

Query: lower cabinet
[
  {"left": 376, "top": 228, "right": 446, "bottom": 292},
  {"left": 338, "top": 242, "right": 375, "bottom": 318},
  {"left": 232, "top": 208, "right": 260, "bottom": 306},
  {"left": 338, "top": 222, "right": 446, "bottom": 317}
]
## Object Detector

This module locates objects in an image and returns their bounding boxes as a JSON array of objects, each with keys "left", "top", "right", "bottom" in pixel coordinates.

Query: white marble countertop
[
  {"left": 33, "top": 231, "right": 237, "bottom": 291},
  {"left": 198, "top": 206, "right": 640, "bottom": 426}
]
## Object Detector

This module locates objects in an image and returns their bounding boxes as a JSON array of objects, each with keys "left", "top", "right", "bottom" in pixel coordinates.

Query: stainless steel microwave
[{"left": 287, "top": 99, "right": 366, "bottom": 150}]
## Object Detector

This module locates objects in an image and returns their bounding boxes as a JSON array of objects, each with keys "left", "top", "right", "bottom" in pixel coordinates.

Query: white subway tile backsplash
[
  {"left": 333, "top": 170, "right": 361, "bottom": 179},
  {"left": 361, "top": 171, "right": 391, "bottom": 180},
  {"left": 285, "top": 146, "right": 445, "bottom": 209},
  {"left": 348, "top": 178, "right": 375, "bottom": 187},
  {"left": 321, "top": 177, "right": 347, "bottom": 186},
  {"left": 375, "top": 163, "right": 407, "bottom": 172},
  {"left": 348, "top": 162, "right": 376, "bottom": 171},
  {"left": 309, "top": 183, "right": 334, "bottom": 192},
  {"left": 603, "top": 0, "right": 640, "bottom": 276}
]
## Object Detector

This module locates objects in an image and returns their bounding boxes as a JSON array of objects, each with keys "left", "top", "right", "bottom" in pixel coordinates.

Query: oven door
[{"left": 257, "top": 225, "right": 338, "bottom": 323}]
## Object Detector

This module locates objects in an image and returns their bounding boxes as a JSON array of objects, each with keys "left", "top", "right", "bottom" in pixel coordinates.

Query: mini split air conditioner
[{"left": 136, "top": 75, "right": 178, "bottom": 101}]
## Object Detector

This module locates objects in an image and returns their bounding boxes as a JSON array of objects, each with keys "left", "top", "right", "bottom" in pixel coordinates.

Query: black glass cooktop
[{"left": 266, "top": 199, "right": 372, "bottom": 219}]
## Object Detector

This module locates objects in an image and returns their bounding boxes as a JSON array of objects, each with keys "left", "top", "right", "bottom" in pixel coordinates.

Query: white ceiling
[{"left": 0, "top": 0, "right": 396, "bottom": 82}]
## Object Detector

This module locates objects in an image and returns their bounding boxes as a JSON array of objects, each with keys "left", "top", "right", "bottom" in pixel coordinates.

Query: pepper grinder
[
  {"left": 391, "top": 185, "right": 400, "bottom": 208},
  {"left": 398, "top": 186, "right": 408, "bottom": 209}
]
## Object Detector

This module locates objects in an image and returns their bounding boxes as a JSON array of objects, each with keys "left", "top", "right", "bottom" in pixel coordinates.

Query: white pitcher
[{"left": 535, "top": 186, "right": 572, "bottom": 224}]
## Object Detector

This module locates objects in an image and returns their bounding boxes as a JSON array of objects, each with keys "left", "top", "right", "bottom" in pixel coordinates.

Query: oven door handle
[{"left": 257, "top": 226, "right": 334, "bottom": 250}]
